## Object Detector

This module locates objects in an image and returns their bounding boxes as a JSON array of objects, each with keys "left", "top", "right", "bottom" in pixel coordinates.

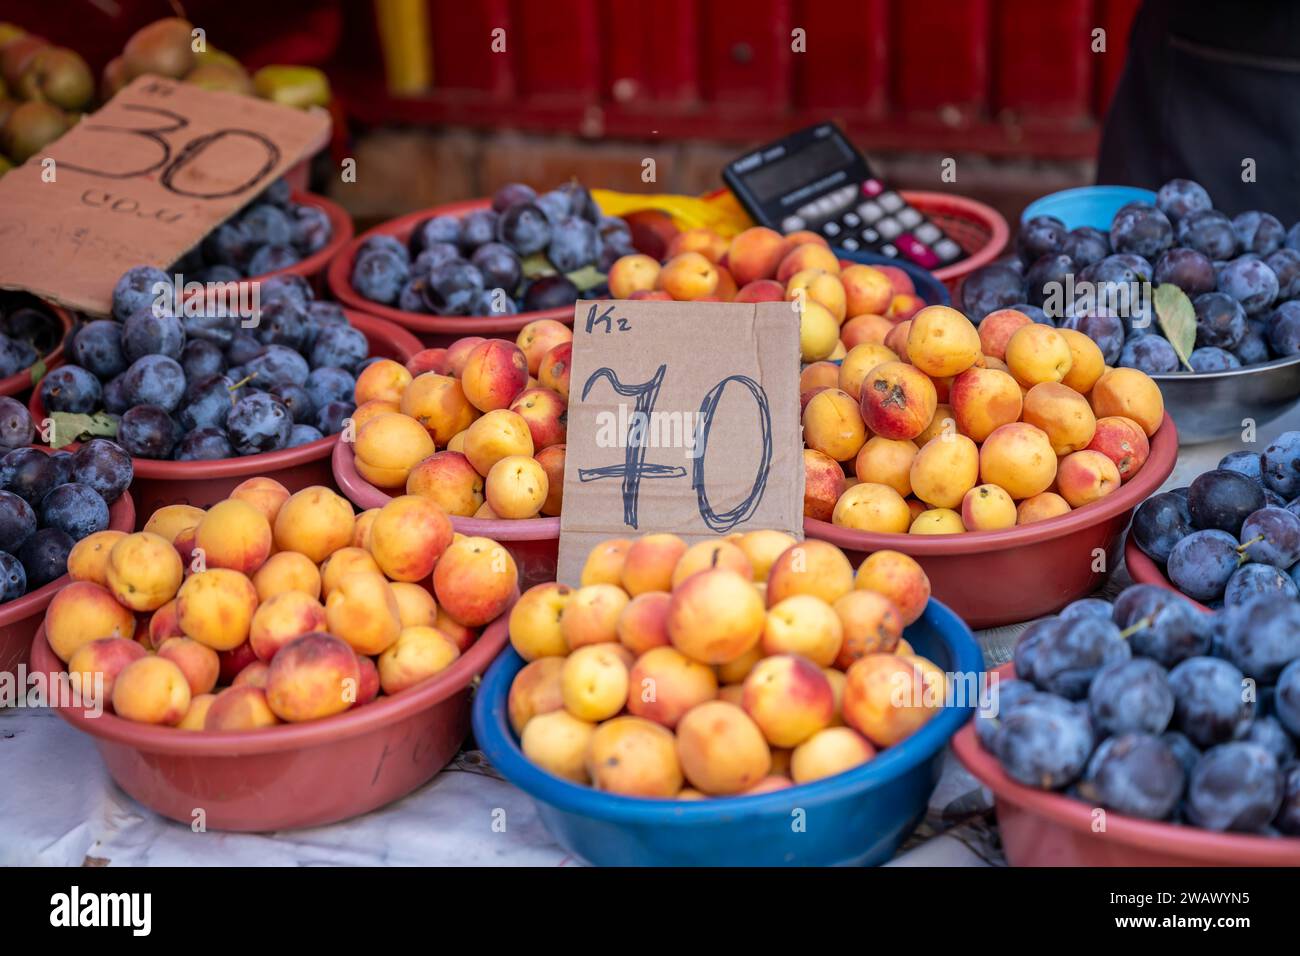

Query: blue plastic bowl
[
  {"left": 1021, "top": 185, "right": 1158, "bottom": 232},
  {"left": 830, "top": 248, "right": 951, "bottom": 307},
  {"left": 472, "top": 597, "right": 983, "bottom": 866}
]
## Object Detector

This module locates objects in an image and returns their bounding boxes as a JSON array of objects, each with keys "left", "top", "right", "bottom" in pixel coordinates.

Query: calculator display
[{"left": 743, "top": 137, "right": 854, "bottom": 203}]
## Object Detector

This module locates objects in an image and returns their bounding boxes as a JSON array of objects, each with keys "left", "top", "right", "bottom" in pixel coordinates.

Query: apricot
[
  {"left": 378, "top": 625, "right": 460, "bottom": 695},
  {"left": 840, "top": 313, "right": 895, "bottom": 350},
  {"left": 741, "top": 654, "right": 834, "bottom": 747},
  {"left": 561, "top": 643, "right": 629, "bottom": 721},
  {"left": 406, "top": 450, "right": 484, "bottom": 517},
  {"left": 803, "top": 449, "right": 846, "bottom": 521},
  {"left": 914, "top": 403, "right": 957, "bottom": 447},
  {"left": 174, "top": 568, "right": 259, "bottom": 651},
  {"left": 1017, "top": 492, "right": 1072, "bottom": 524},
  {"left": 621, "top": 533, "right": 687, "bottom": 596},
  {"left": 369, "top": 494, "right": 454, "bottom": 582},
  {"left": 790, "top": 727, "right": 876, "bottom": 783},
  {"left": 762, "top": 595, "right": 843, "bottom": 666},
  {"left": 978, "top": 308, "right": 1032, "bottom": 361},
  {"left": 273, "top": 486, "right": 355, "bottom": 563},
  {"left": 850, "top": 437, "right": 912, "bottom": 498},
  {"left": 1057, "top": 449, "right": 1121, "bottom": 507},
  {"left": 112, "top": 656, "right": 191, "bottom": 725},
  {"left": 841, "top": 264, "right": 894, "bottom": 316},
  {"left": 228, "top": 476, "right": 291, "bottom": 526},
  {"left": 192, "top": 499, "right": 273, "bottom": 576},
  {"left": 910, "top": 508, "right": 964, "bottom": 534},
  {"left": 355, "top": 358, "right": 412, "bottom": 406},
  {"left": 607, "top": 253, "right": 662, "bottom": 299},
  {"left": 786, "top": 267, "right": 846, "bottom": 321},
  {"left": 521, "top": 709, "right": 596, "bottom": 783},
  {"left": 586, "top": 716, "right": 684, "bottom": 797},
  {"left": 249, "top": 590, "right": 327, "bottom": 662},
  {"left": 580, "top": 538, "right": 632, "bottom": 587},
  {"left": 142, "top": 503, "right": 204, "bottom": 543},
  {"left": 949, "top": 366, "right": 1023, "bottom": 442},
  {"left": 627, "top": 645, "right": 718, "bottom": 729},
  {"left": 670, "top": 539, "right": 752, "bottom": 588},
  {"left": 909, "top": 433, "right": 979, "bottom": 509},
  {"left": 389, "top": 581, "right": 438, "bottom": 628},
  {"left": 233, "top": 660, "right": 270, "bottom": 688},
  {"left": 324, "top": 571, "right": 401, "bottom": 655},
  {"left": 560, "top": 583, "right": 629, "bottom": 650},
  {"left": 508, "top": 656, "right": 566, "bottom": 734},
  {"left": 354, "top": 413, "right": 436, "bottom": 488},
  {"left": 516, "top": 318, "right": 573, "bottom": 375},
  {"left": 659, "top": 251, "right": 719, "bottom": 300},
  {"left": 675, "top": 700, "right": 772, "bottom": 795},
  {"left": 408, "top": 346, "right": 452, "bottom": 377},
  {"left": 66, "top": 637, "right": 146, "bottom": 705},
  {"left": 823, "top": 667, "right": 847, "bottom": 725},
  {"left": 733, "top": 278, "right": 786, "bottom": 303},
  {"left": 156, "top": 636, "right": 220, "bottom": 695},
  {"left": 1005, "top": 324, "right": 1073, "bottom": 388},
  {"left": 667, "top": 567, "right": 765, "bottom": 665},
  {"left": 979, "top": 422, "right": 1057, "bottom": 499},
  {"left": 837, "top": 345, "right": 898, "bottom": 404},
  {"left": 103, "top": 531, "right": 183, "bottom": 612},
  {"left": 462, "top": 408, "right": 534, "bottom": 477},
  {"left": 1059, "top": 327, "right": 1106, "bottom": 394},
  {"left": 832, "top": 590, "right": 903, "bottom": 668},
  {"left": 352, "top": 509, "right": 380, "bottom": 549},
  {"left": 1022, "top": 381, "right": 1097, "bottom": 454},
  {"left": 832, "top": 481, "right": 911, "bottom": 533},
  {"left": 508, "top": 387, "right": 566, "bottom": 452},
  {"left": 66, "top": 530, "right": 127, "bottom": 586},
  {"left": 883, "top": 319, "right": 912, "bottom": 357},
  {"left": 352, "top": 399, "right": 400, "bottom": 435},
  {"left": 766, "top": 539, "right": 854, "bottom": 607},
  {"left": 146, "top": 599, "right": 186, "bottom": 651},
  {"left": 907, "top": 305, "right": 982, "bottom": 377},
  {"left": 178, "top": 694, "right": 217, "bottom": 730},
  {"left": 858, "top": 361, "right": 937, "bottom": 441},
  {"left": 1089, "top": 367, "right": 1164, "bottom": 437},
  {"left": 842, "top": 654, "right": 942, "bottom": 747},
  {"left": 319, "top": 546, "right": 381, "bottom": 598},
  {"left": 961, "top": 483, "right": 1018, "bottom": 531},
  {"left": 432, "top": 534, "right": 518, "bottom": 627},
  {"left": 777, "top": 242, "right": 840, "bottom": 283},
  {"left": 44, "top": 581, "right": 136, "bottom": 663},
  {"left": 535, "top": 444, "right": 566, "bottom": 516},
  {"left": 399, "top": 373, "right": 477, "bottom": 447},
  {"left": 616, "top": 591, "right": 672, "bottom": 656},
  {"left": 717, "top": 643, "right": 763, "bottom": 684},
  {"left": 461, "top": 339, "right": 529, "bottom": 412},
  {"left": 797, "top": 299, "right": 840, "bottom": 362},
  {"left": 1087, "top": 415, "right": 1150, "bottom": 482},
  {"left": 508, "top": 582, "right": 573, "bottom": 660},
  {"left": 728, "top": 227, "right": 788, "bottom": 286},
  {"left": 538, "top": 341, "right": 572, "bottom": 397},
  {"left": 485, "top": 455, "right": 548, "bottom": 519},
  {"left": 734, "top": 529, "right": 797, "bottom": 583},
  {"left": 205, "top": 685, "right": 279, "bottom": 730}
]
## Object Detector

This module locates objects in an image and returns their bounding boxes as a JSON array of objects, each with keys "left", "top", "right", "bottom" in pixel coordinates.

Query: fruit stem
[
  {"left": 227, "top": 373, "right": 256, "bottom": 392},
  {"left": 1118, "top": 616, "right": 1151, "bottom": 639}
]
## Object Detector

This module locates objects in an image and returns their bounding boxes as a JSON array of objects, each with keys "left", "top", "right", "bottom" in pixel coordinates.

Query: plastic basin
[
  {"left": 0, "top": 302, "right": 73, "bottom": 400},
  {"left": 1124, "top": 534, "right": 1212, "bottom": 612},
  {"left": 1020, "top": 185, "right": 1157, "bottom": 231},
  {"left": 805, "top": 414, "right": 1178, "bottom": 629},
  {"left": 952, "top": 661, "right": 1300, "bottom": 866},
  {"left": 829, "top": 248, "right": 951, "bottom": 307},
  {"left": 0, "top": 451, "right": 135, "bottom": 679},
  {"left": 29, "top": 613, "right": 510, "bottom": 832},
  {"left": 331, "top": 438, "right": 558, "bottom": 588},
  {"left": 472, "top": 597, "right": 982, "bottom": 866},
  {"left": 328, "top": 198, "right": 589, "bottom": 347},
  {"left": 30, "top": 310, "right": 421, "bottom": 524}
]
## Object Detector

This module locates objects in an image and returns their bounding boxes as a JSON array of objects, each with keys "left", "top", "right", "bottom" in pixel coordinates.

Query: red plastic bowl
[
  {"left": 901, "top": 191, "right": 1009, "bottom": 294},
  {"left": 327, "top": 198, "right": 581, "bottom": 347},
  {"left": 805, "top": 414, "right": 1178, "bottom": 629},
  {"left": 0, "top": 450, "right": 135, "bottom": 679},
  {"left": 250, "top": 190, "right": 354, "bottom": 297},
  {"left": 953, "top": 662, "right": 1300, "bottom": 865},
  {"left": 0, "top": 302, "right": 73, "bottom": 399},
  {"left": 30, "top": 310, "right": 421, "bottom": 524},
  {"left": 29, "top": 613, "right": 510, "bottom": 831},
  {"left": 331, "top": 438, "right": 559, "bottom": 588},
  {"left": 1124, "top": 535, "right": 1213, "bottom": 612}
]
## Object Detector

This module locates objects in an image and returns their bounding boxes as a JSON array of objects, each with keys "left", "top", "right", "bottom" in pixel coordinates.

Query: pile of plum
[
  {"left": 0, "top": 294, "right": 63, "bottom": 379},
  {"left": 1131, "top": 431, "right": 1300, "bottom": 607},
  {"left": 349, "top": 179, "right": 631, "bottom": 316},
  {"left": 169, "top": 178, "right": 333, "bottom": 282},
  {"left": 0, "top": 399, "right": 132, "bottom": 602},
  {"left": 977, "top": 584, "right": 1300, "bottom": 835},
  {"left": 961, "top": 178, "right": 1300, "bottom": 373},
  {"left": 38, "top": 270, "right": 366, "bottom": 460}
]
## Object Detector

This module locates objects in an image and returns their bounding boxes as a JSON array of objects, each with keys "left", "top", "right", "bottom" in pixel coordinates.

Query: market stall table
[{"left": 3, "top": 402, "right": 1295, "bottom": 867}]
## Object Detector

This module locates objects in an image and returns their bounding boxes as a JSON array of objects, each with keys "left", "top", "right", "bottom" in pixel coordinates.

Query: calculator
[{"left": 722, "top": 122, "right": 966, "bottom": 270}]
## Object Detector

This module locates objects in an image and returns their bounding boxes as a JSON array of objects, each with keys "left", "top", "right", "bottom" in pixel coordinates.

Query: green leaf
[
  {"left": 48, "top": 411, "right": 118, "bottom": 449},
  {"left": 520, "top": 253, "right": 556, "bottom": 280},
  {"left": 1154, "top": 283, "right": 1196, "bottom": 371},
  {"left": 28, "top": 358, "right": 47, "bottom": 387},
  {"left": 564, "top": 265, "right": 607, "bottom": 291}
]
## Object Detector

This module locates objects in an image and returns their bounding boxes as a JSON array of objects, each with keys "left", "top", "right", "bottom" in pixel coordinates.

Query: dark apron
[{"left": 1098, "top": 0, "right": 1300, "bottom": 224}]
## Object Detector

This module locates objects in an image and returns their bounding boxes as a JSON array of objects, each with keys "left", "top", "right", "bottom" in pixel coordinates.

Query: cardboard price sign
[
  {"left": 0, "top": 75, "right": 330, "bottom": 316},
  {"left": 556, "top": 299, "right": 804, "bottom": 583}
]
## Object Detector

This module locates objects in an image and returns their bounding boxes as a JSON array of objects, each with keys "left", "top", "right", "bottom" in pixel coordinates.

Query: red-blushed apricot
[
  {"left": 1016, "top": 491, "right": 1072, "bottom": 524},
  {"left": 193, "top": 498, "right": 273, "bottom": 575},
  {"left": 842, "top": 653, "right": 943, "bottom": 747},
  {"left": 1086, "top": 415, "right": 1150, "bottom": 482},
  {"left": 508, "top": 656, "right": 566, "bottom": 734},
  {"left": 156, "top": 636, "right": 220, "bottom": 695},
  {"left": 667, "top": 568, "right": 765, "bottom": 665},
  {"left": 766, "top": 539, "right": 854, "bottom": 607},
  {"left": 46, "top": 581, "right": 137, "bottom": 663},
  {"left": 858, "top": 361, "right": 937, "bottom": 441},
  {"left": 832, "top": 590, "right": 904, "bottom": 669},
  {"left": 853, "top": 550, "right": 929, "bottom": 626},
  {"left": 205, "top": 685, "right": 280, "bottom": 731},
  {"left": 432, "top": 535, "right": 518, "bottom": 627},
  {"left": 112, "top": 656, "right": 191, "bottom": 725}
]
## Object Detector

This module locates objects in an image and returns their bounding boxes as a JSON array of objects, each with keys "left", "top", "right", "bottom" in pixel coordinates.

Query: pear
[
  {"left": 122, "top": 17, "right": 195, "bottom": 80},
  {"left": 17, "top": 47, "right": 93, "bottom": 110},
  {"left": 101, "top": 55, "right": 129, "bottom": 101},
  {"left": 252, "top": 65, "right": 330, "bottom": 109},
  {"left": 0, "top": 35, "right": 46, "bottom": 90},
  {"left": 2, "top": 99, "right": 67, "bottom": 163},
  {"left": 184, "top": 60, "right": 253, "bottom": 96},
  {"left": 0, "top": 23, "right": 26, "bottom": 47}
]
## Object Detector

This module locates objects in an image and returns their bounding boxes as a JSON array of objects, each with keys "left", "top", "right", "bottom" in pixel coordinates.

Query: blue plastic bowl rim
[
  {"left": 1020, "top": 185, "right": 1158, "bottom": 224},
  {"left": 472, "top": 597, "right": 984, "bottom": 825},
  {"left": 828, "top": 248, "right": 952, "bottom": 308}
]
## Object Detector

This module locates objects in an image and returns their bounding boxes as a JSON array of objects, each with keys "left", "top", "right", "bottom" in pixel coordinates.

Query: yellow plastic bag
[{"left": 591, "top": 188, "right": 756, "bottom": 239}]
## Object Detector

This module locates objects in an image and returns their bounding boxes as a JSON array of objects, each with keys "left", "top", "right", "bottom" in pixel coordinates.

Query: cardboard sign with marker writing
[
  {"left": 0, "top": 75, "right": 330, "bottom": 316},
  {"left": 556, "top": 299, "right": 804, "bottom": 583}
]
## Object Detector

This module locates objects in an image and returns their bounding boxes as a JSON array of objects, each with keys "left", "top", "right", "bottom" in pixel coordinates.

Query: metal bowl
[{"left": 1151, "top": 354, "right": 1300, "bottom": 444}]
